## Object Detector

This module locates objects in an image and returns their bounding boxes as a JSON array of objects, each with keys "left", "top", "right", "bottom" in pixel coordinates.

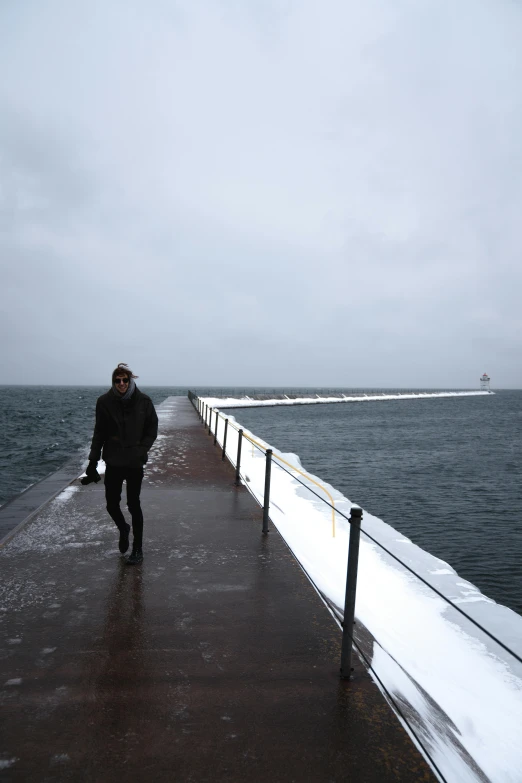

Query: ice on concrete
[{"left": 54, "top": 486, "right": 79, "bottom": 503}]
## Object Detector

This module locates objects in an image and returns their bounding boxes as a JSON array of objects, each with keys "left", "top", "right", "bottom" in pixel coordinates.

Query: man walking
[{"left": 82, "top": 363, "right": 158, "bottom": 564}]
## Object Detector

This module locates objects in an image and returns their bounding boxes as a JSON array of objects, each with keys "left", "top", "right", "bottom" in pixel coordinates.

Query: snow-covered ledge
[
  {"left": 194, "top": 401, "right": 521, "bottom": 783},
  {"left": 200, "top": 390, "right": 493, "bottom": 409}
]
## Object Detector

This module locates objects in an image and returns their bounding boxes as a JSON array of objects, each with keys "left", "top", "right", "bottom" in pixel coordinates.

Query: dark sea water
[
  {"left": 1, "top": 386, "right": 521, "bottom": 615},
  {"left": 232, "top": 390, "right": 522, "bottom": 616}
]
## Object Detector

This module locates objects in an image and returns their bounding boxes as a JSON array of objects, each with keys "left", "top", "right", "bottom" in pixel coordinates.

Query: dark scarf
[{"left": 112, "top": 377, "right": 136, "bottom": 401}]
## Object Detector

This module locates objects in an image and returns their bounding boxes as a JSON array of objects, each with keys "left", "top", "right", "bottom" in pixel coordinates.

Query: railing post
[
  {"left": 208, "top": 408, "right": 213, "bottom": 435},
  {"left": 340, "top": 507, "right": 363, "bottom": 680},
  {"left": 214, "top": 411, "right": 219, "bottom": 445},
  {"left": 204, "top": 404, "right": 208, "bottom": 428},
  {"left": 222, "top": 419, "right": 228, "bottom": 460},
  {"left": 235, "top": 430, "right": 243, "bottom": 485},
  {"left": 262, "top": 449, "right": 273, "bottom": 534}
]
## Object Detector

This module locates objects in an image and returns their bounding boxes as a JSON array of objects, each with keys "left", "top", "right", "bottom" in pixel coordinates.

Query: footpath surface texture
[{"left": 0, "top": 397, "right": 436, "bottom": 782}]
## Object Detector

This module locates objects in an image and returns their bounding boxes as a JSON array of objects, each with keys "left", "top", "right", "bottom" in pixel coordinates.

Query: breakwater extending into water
[
  {"left": 193, "top": 392, "right": 522, "bottom": 783},
  {"left": 199, "top": 389, "right": 493, "bottom": 408},
  {"left": 1, "top": 389, "right": 521, "bottom": 783}
]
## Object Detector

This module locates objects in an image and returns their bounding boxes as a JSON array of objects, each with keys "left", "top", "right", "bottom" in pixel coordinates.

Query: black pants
[{"left": 104, "top": 465, "right": 144, "bottom": 549}]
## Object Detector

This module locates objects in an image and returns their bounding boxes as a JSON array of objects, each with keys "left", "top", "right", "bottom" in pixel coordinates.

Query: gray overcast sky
[{"left": 1, "top": 0, "right": 521, "bottom": 388}]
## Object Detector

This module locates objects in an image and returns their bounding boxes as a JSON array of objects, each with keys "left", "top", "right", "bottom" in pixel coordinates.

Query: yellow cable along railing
[{"left": 214, "top": 409, "right": 337, "bottom": 537}]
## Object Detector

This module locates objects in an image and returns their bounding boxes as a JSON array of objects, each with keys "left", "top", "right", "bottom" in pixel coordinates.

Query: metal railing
[
  {"left": 189, "top": 393, "right": 522, "bottom": 662},
  {"left": 189, "top": 392, "right": 363, "bottom": 669},
  {"left": 207, "top": 405, "right": 338, "bottom": 536},
  {"left": 187, "top": 391, "right": 521, "bottom": 783}
]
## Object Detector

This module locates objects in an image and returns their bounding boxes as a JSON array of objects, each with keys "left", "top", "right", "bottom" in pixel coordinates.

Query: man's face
[{"left": 114, "top": 375, "right": 130, "bottom": 395}]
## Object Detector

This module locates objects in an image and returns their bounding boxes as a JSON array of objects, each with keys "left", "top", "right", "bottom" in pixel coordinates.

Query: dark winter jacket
[{"left": 88, "top": 387, "right": 158, "bottom": 468}]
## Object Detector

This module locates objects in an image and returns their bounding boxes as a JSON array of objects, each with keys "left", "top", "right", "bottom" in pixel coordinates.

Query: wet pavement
[{"left": 0, "top": 397, "right": 436, "bottom": 782}]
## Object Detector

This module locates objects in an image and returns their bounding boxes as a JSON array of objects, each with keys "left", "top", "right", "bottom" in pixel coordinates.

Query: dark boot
[
  {"left": 118, "top": 523, "right": 131, "bottom": 554},
  {"left": 126, "top": 546, "right": 143, "bottom": 565}
]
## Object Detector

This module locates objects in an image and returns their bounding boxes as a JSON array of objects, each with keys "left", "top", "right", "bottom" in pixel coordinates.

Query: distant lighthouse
[{"left": 480, "top": 373, "right": 491, "bottom": 392}]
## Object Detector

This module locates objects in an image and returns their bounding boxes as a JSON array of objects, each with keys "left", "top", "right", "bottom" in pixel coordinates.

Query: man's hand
[{"left": 80, "top": 460, "right": 101, "bottom": 485}]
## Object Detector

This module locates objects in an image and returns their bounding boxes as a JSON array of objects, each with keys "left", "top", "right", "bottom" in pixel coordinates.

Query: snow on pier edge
[
  {"left": 194, "top": 393, "right": 521, "bottom": 783},
  {"left": 201, "top": 390, "right": 493, "bottom": 408}
]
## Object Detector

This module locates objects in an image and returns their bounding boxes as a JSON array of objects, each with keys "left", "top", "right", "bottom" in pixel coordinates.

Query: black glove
[{"left": 80, "top": 460, "right": 101, "bottom": 485}]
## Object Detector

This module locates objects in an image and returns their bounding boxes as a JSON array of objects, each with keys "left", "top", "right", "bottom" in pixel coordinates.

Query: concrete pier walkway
[{"left": 0, "top": 397, "right": 436, "bottom": 782}]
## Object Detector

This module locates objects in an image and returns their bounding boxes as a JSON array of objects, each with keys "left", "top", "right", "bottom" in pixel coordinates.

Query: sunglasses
[{"left": 114, "top": 378, "right": 129, "bottom": 385}]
